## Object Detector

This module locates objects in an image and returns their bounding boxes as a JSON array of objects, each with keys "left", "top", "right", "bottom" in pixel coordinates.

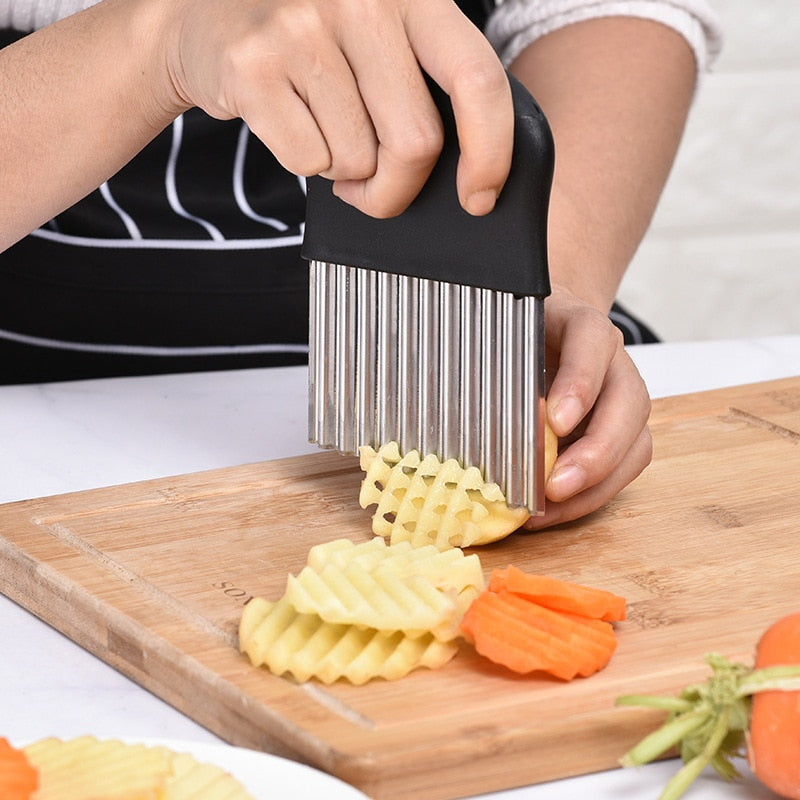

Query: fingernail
[
  {"left": 551, "top": 394, "right": 584, "bottom": 434},
  {"left": 548, "top": 463, "right": 584, "bottom": 500},
  {"left": 464, "top": 189, "right": 497, "bottom": 216}
]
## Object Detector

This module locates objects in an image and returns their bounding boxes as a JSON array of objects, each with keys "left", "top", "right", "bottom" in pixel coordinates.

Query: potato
[
  {"left": 239, "top": 595, "right": 458, "bottom": 685},
  {"left": 359, "top": 442, "right": 532, "bottom": 549},
  {"left": 23, "top": 736, "right": 255, "bottom": 800}
]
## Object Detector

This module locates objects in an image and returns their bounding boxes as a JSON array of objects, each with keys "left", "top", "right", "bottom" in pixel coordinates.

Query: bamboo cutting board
[{"left": 2, "top": 377, "right": 800, "bottom": 799}]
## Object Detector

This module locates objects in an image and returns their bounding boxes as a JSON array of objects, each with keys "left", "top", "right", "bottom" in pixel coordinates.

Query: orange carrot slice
[
  {"left": 488, "top": 565, "right": 626, "bottom": 621},
  {"left": 460, "top": 588, "right": 617, "bottom": 680},
  {"left": 0, "top": 737, "right": 38, "bottom": 799}
]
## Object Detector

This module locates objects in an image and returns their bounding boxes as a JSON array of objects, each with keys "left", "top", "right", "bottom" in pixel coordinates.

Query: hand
[
  {"left": 523, "top": 286, "right": 653, "bottom": 529},
  {"left": 166, "top": 0, "right": 513, "bottom": 218}
]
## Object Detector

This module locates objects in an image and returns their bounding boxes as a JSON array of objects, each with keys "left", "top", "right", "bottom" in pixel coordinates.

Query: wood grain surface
[{"left": 2, "top": 377, "right": 799, "bottom": 799}]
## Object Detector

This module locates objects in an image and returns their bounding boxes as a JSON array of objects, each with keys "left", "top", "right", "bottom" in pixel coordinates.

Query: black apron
[{"left": 0, "top": 5, "right": 655, "bottom": 385}]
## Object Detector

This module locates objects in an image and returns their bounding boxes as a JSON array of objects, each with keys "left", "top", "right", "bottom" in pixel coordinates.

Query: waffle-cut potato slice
[
  {"left": 285, "top": 538, "right": 484, "bottom": 640},
  {"left": 23, "top": 735, "right": 172, "bottom": 800},
  {"left": 307, "top": 537, "right": 484, "bottom": 595},
  {"left": 240, "top": 595, "right": 458, "bottom": 685},
  {"left": 23, "top": 737, "right": 256, "bottom": 800},
  {"left": 359, "top": 442, "right": 531, "bottom": 548},
  {"left": 306, "top": 535, "right": 393, "bottom": 573},
  {"left": 159, "top": 750, "right": 255, "bottom": 800},
  {"left": 285, "top": 563, "right": 454, "bottom": 639}
]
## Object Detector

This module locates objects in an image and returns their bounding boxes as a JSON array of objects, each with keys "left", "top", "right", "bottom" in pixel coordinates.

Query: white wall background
[{"left": 616, "top": 1, "right": 800, "bottom": 341}]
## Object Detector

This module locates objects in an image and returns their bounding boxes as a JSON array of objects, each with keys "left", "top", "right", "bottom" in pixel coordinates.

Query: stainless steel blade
[{"left": 308, "top": 260, "right": 547, "bottom": 515}]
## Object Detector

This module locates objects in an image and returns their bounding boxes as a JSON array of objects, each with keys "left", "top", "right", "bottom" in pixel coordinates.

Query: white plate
[{"left": 17, "top": 737, "right": 370, "bottom": 800}]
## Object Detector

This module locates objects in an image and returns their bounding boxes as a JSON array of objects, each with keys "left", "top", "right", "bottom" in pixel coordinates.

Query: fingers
[
  {"left": 211, "top": 3, "right": 379, "bottom": 181},
  {"left": 328, "top": 8, "right": 445, "bottom": 218},
  {"left": 524, "top": 424, "right": 652, "bottom": 530},
  {"left": 177, "top": 0, "right": 514, "bottom": 219},
  {"left": 434, "top": 55, "right": 514, "bottom": 216},
  {"left": 522, "top": 290, "right": 652, "bottom": 529},
  {"left": 333, "top": 0, "right": 513, "bottom": 218},
  {"left": 246, "top": 79, "right": 335, "bottom": 178},
  {"left": 545, "top": 344, "right": 651, "bottom": 501},
  {"left": 407, "top": 2, "right": 513, "bottom": 216},
  {"left": 287, "top": 51, "right": 379, "bottom": 181}
]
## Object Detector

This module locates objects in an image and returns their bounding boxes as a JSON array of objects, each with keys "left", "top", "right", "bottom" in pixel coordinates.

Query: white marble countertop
[{"left": 2, "top": 335, "right": 799, "bottom": 799}]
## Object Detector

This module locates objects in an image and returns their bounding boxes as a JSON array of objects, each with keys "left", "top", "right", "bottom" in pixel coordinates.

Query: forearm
[
  {"left": 0, "top": 0, "right": 185, "bottom": 250},
  {"left": 509, "top": 16, "right": 696, "bottom": 311}
]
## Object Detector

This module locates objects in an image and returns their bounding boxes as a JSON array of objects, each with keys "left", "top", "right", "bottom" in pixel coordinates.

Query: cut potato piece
[
  {"left": 22, "top": 736, "right": 256, "bottom": 800},
  {"left": 160, "top": 750, "right": 256, "bottom": 800},
  {"left": 239, "top": 595, "right": 458, "bottom": 685},
  {"left": 285, "top": 538, "right": 483, "bottom": 641},
  {"left": 307, "top": 537, "right": 483, "bottom": 591},
  {"left": 23, "top": 736, "right": 172, "bottom": 800},
  {"left": 359, "top": 442, "right": 531, "bottom": 549}
]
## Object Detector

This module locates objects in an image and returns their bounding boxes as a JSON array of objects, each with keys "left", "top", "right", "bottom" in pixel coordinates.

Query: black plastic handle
[{"left": 301, "top": 73, "right": 553, "bottom": 298}]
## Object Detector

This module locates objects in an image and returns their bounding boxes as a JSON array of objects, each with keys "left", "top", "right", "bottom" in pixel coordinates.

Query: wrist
[
  {"left": 546, "top": 237, "right": 622, "bottom": 315},
  {"left": 123, "top": 0, "right": 193, "bottom": 126}
]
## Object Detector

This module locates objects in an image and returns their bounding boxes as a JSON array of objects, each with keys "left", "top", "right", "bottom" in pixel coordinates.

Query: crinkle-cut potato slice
[
  {"left": 285, "top": 538, "right": 484, "bottom": 640},
  {"left": 239, "top": 595, "right": 458, "bottom": 685},
  {"left": 359, "top": 442, "right": 531, "bottom": 549},
  {"left": 23, "top": 735, "right": 172, "bottom": 800}
]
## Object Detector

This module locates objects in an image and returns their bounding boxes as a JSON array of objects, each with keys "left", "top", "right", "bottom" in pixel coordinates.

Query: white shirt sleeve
[
  {"left": 0, "top": 0, "right": 101, "bottom": 31},
  {"left": 485, "top": 0, "right": 724, "bottom": 75},
  {"left": 2, "top": 0, "right": 723, "bottom": 79}
]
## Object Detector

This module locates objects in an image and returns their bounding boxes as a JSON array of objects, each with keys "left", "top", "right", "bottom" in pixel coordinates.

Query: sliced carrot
[
  {"left": 0, "top": 737, "right": 38, "bottom": 799},
  {"left": 488, "top": 565, "right": 626, "bottom": 621},
  {"left": 460, "top": 588, "right": 617, "bottom": 680},
  {"left": 461, "top": 590, "right": 575, "bottom": 679},
  {"left": 506, "top": 591, "right": 617, "bottom": 675}
]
